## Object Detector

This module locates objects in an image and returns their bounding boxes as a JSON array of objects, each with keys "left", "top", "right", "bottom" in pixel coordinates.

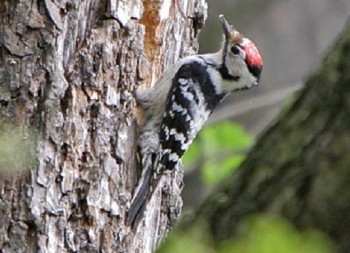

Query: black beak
[{"left": 219, "top": 15, "right": 238, "bottom": 41}]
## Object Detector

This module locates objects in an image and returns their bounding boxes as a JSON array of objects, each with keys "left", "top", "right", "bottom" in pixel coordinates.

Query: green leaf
[
  {"left": 217, "top": 215, "right": 335, "bottom": 253},
  {"left": 202, "top": 155, "right": 245, "bottom": 184},
  {"left": 182, "top": 139, "right": 201, "bottom": 167},
  {"left": 157, "top": 222, "right": 214, "bottom": 253},
  {"left": 183, "top": 121, "right": 253, "bottom": 184},
  {"left": 211, "top": 121, "right": 253, "bottom": 150}
]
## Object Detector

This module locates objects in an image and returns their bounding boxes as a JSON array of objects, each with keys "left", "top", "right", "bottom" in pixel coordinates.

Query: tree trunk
[
  {"left": 0, "top": 0, "right": 207, "bottom": 252},
  {"left": 194, "top": 20, "right": 350, "bottom": 252}
]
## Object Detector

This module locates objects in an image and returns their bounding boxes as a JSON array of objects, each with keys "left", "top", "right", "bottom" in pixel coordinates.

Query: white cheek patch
[{"left": 222, "top": 57, "right": 257, "bottom": 92}]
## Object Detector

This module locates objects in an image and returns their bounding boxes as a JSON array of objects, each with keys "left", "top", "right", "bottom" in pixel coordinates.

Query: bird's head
[{"left": 218, "top": 15, "right": 263, "bottom": 92}]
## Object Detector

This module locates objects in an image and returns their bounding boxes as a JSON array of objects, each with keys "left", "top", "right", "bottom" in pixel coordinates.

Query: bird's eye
[{"left": 230, "top": 46, "right": 240, "bottom": 55}]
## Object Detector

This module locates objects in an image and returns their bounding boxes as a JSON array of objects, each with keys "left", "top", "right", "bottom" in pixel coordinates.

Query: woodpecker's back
[{"left": 126, "top": 15, "right": 263, "bottom": 227}]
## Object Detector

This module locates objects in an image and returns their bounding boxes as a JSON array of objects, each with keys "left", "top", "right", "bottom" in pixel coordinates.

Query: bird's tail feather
[{"left": 126, "top": 159, "right": 153, "bottom": 227}]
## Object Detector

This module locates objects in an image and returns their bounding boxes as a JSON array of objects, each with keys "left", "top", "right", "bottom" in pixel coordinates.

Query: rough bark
[
  {"left": 0, "top": 0, "right": 207, "bottom": 252},
  {"left": 193, "top": 20, "right": 350, "bottom": 252}
]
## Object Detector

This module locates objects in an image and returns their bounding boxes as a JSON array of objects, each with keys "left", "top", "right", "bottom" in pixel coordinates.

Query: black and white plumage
[
  {"left": 158, "top": 61, "right": 226, "bottom": 172},
  {"left": 126, "top": 15, "right": 263, "bottom": 226}
]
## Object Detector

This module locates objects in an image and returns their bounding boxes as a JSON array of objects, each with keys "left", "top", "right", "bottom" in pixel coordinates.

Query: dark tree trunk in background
[
  {"left": 0, "top": 0, "right": 206, "bottom": 252},
  {"left": 195, "top": 21, "right": 350, "bottom": 252}
]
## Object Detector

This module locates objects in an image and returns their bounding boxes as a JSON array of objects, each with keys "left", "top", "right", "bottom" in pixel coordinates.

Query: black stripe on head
[
  {"left": 218, "top": 64, "right": 240, "bottom": 81},
  {"left": 199, "top": 56, "right": 240, "bottom": 86}
]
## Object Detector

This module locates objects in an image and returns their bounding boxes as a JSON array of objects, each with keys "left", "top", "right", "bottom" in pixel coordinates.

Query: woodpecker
[{"left": 126, "top": 15, "right": 263, "bottom": 226}]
